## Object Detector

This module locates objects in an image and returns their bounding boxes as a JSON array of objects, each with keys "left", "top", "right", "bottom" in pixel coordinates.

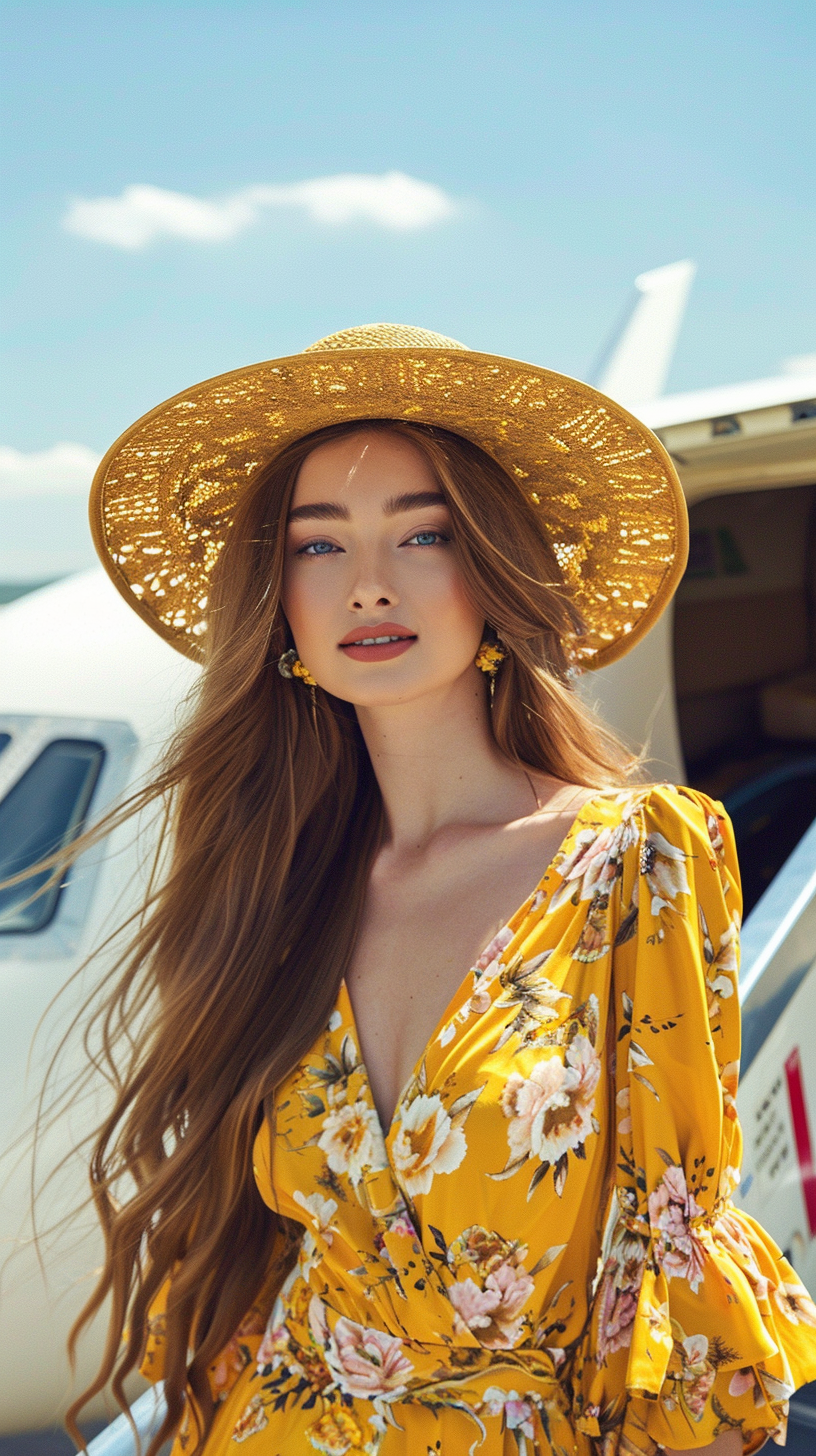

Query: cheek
[
  {"left": 421, "top": 555, "right": 481, "bottom": 625},
  {"left": 280, "top": 563, "right": 336, "bottom": 654},
  {"left": 414, "top": 556, "right": 484, "bottom": 661}
]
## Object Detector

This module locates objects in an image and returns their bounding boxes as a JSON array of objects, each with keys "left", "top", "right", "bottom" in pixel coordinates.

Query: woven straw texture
[{"left": 90, "top": 324, "right": 688, "bottom": 669}]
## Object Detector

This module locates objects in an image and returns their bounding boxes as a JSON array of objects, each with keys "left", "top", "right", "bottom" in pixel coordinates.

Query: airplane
[{"left": 1, "top": 264, "right": 816, "bottom": 1450}]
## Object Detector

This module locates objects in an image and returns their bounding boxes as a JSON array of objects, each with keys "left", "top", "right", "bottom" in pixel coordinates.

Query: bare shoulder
[
  {"left": 526, "top": 778, "right": 616, "bottom": 833},
  {"left": 516, "top": 779, "right": 605, "bottom": 869}
]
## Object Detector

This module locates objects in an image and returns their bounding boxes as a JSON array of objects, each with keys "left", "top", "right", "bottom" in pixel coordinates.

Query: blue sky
[{"left": 1, "top": 1, "right": 814, "bottom": 575}]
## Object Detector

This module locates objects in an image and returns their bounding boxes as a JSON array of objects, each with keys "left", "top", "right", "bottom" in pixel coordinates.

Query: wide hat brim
[{"left": 90, "top": 337, "right": 688, "bottom": 669}]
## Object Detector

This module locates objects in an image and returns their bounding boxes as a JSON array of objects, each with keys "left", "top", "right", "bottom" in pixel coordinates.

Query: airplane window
[{"left": 0, "top": 739, "right": 105, "bottom": 933}]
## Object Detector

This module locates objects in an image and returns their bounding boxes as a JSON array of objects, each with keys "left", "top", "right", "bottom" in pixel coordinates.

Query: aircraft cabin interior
[{"left": 675, "top": 481, "right": 816, "bottom": 916}]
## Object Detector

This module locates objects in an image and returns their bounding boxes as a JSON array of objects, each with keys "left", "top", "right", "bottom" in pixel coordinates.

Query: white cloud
[
  {"left": 0, "top": 443, "right": 101, "bottom": 499},
  {"left": 62, "top": 172, "right": 457, "bottom": 250}
]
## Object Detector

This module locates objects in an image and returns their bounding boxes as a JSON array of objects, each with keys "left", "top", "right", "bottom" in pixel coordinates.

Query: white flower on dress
[
  {"left": 437, "top": 925, "right": 515, "bottom": 1046},
  {"left": 706, "top": 812, "right": 724, "bottom": 860},
  {"left": 308, "top": 1295, "right": 414, "bottom": 1400},
  {"left": 718, "top": 1163, "right": 741, "bottom": 1201},
  {"left": 390, "top": 1092, "right": 467, "bottom": 1197},
  {"left": 616, "top": 1085, "right": 632, "bottom": 1135},
  {"left": 721, "top": 1061, "right": 740, "bottom": 1123},
  {"left": 465, "top": 985, "right": 494, "bottom": 1016},
  {"left": 232, "top": 1393, "right": 269, "bottom": 1443},
  {"left": 700, "top": 907, "right": 740, "bottom": 1020},
  {"left": 318, "top": 1100, "right": 385, "bottom": 1186},
  {"left": 773, "top": 1278, "right": 816, "bottom": 1327},
  {"left": 293, "top": 1190, "right": 338, "bottom": 1244},
  {"left": 500, "top": 1034, "right": 601, "bottom": 1167},
  {"left": 640, "top": 831, "right": 690, "bottom": 916},
  {"left": 675, "top": 1332, "right": 716, "bottom": 1420}
]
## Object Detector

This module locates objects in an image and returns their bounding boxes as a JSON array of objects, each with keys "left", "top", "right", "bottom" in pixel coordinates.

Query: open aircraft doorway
[{"left": 676, "top": 483, "right": 816, "bottom": 915}]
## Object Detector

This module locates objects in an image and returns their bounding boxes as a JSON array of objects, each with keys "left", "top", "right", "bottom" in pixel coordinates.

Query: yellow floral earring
[
  {"left": 475, "top": 638, "right": 507, "bottom": 703},
  {"left": 277, "top": 648, "right": 317, "bottom": 687},
  {"left": 278, "top": 647, "right": 319, "bottom": 731}
]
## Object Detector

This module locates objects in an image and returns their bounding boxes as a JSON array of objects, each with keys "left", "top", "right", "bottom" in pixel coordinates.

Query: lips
[{"left": 339, "top": 622, "right": 417, "bottom": 663}]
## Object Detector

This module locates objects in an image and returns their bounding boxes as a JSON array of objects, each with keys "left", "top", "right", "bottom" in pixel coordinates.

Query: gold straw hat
[{"left": 90, "top": 323, "right": 688, "bottom": 669}]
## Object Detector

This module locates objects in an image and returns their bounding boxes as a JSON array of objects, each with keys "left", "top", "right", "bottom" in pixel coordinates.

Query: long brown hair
[{"left": 51, "top": 419, "right": 637, "bottom": 1452}]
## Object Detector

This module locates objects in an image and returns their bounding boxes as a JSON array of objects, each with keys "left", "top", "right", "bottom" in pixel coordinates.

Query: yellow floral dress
[{"left": 145, "top": 784, "right": 816, "bottom": 1454}]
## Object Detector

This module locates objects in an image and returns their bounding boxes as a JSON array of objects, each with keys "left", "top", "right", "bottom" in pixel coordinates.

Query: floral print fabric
[{"left": 150, "top": 785, "right": 816, "bottom": 1454}]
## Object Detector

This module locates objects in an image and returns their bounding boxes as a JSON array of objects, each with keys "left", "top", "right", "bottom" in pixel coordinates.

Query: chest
[{"left": 345, "top": 815, "right": 582, "bottom": 1132}]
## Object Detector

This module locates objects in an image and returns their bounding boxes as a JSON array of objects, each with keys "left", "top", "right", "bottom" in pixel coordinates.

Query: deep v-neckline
[{"left": 340, "top": 790, "right": 605, "bottom": 1139}]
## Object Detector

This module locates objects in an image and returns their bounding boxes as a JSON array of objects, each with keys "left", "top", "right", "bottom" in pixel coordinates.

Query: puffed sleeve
[{"left": 572, "top": 785, "right": 816, "bottom": 1454}]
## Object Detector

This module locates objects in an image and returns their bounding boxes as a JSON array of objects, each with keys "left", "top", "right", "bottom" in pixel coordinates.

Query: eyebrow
[
  {"left": 288, "top": 501, "right": 348, "bottom": 522},
  {"left": 288, "top": 490, "right": 447, "bottom": 523}
]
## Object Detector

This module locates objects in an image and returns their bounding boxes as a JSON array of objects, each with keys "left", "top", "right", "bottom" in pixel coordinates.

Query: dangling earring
[
  {"left": 475, "top": 639, "right": 507, "bottom": 704},
  {"left": 278, "top": 648, "right": 319, "bottom": 728},
  {"left": 277, "top": 648, "right": 317, "bottom": 687}
]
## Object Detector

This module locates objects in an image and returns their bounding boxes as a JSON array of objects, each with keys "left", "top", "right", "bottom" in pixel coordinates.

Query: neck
[{"left": 355, "top": 666, "right": 546, "bottom": 852}]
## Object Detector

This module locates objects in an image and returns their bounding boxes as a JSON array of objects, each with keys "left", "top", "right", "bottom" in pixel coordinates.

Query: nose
[{"left": 346, "top": 550, "right": 398, "bottom": 613}]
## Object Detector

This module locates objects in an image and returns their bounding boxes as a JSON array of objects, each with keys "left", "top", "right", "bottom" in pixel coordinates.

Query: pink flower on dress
[
  {"left": 501, "top": 1033, "right": 601, "bottom": 1167},
  {"left": 448, "top": 1258, "right": 534, "bottom": 1349},
  {"left": 385, "top": 1211, "right": 418, "bottom": 1240},
  {"left": 308, "top": 1296, "right": 413, "bottom": 1400},
  {"left": 648, "top": 1165, "right": 706, "bottom": 1293},
  {"left": 594, "top": 1226, "right": 646, "bottom": 1364},
  {"left": 256, "top": 1314, "right": 289, "bottom": 1371},
  {"left": 209, "top": 1306, "right": 266, "bottom": 1395},
  {"left": 474, "top": 924, "right": 515, "bottom": 976},
  {"left": 597, "top": 1280, "right": 639, "bottom": 1360},
  {"left": 728, "top": 1367, "right": 759, "bottom": 1401},
  {"left": 548, "top": 826, "right": 619, "bottom": 912},
  {"left": 481, "top": 1386, "right": 537, "bottom": 1439}
]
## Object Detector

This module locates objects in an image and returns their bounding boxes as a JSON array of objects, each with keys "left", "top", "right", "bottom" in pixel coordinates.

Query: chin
[
  {"left": 339, "top": 673, "right": 466, "bottom": 711},
  {"left": 342, "top": 685, "right": 425, "bottom": 710}
]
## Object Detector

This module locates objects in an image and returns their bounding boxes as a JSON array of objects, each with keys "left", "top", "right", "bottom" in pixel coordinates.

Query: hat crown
[{"left": 304, "top": 322, "right": 468, "bottom": 353}]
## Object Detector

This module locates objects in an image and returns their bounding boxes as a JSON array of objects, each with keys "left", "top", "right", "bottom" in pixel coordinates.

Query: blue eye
[
  {"left": 299, "top": 540, "right": 339, "bottom": 556},
  {"left": 407, "top": 530, "right": 448, "bottom": 547}
]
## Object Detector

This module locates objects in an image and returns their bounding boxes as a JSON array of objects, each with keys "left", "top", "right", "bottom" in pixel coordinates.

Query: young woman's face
[{"left": 281, "top": 430, "right": 485, "bottom": 707}]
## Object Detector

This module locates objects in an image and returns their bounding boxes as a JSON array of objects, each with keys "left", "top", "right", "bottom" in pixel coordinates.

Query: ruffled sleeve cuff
[{"left": 571, "top": 1189, "right": 816, "bottom": 1453}]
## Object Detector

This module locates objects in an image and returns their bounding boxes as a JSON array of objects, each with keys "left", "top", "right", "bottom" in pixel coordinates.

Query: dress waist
[{"left": 257, "top": 1265, "right": 575, "bottom": 1450}]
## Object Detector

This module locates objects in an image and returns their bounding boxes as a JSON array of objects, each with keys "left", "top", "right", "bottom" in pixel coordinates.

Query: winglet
[{"left": 593, "top": 260, "right": 696, "bottom": 406}]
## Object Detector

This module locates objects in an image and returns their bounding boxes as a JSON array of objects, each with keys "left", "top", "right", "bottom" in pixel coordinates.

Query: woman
[{"left": 67, "top": 325, "right": 816, "bottom": 1454}]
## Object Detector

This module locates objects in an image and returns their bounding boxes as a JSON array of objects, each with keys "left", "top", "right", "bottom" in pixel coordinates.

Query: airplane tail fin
[{"left": 592, "top": 260, "right": 696, "bottom": 406}]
